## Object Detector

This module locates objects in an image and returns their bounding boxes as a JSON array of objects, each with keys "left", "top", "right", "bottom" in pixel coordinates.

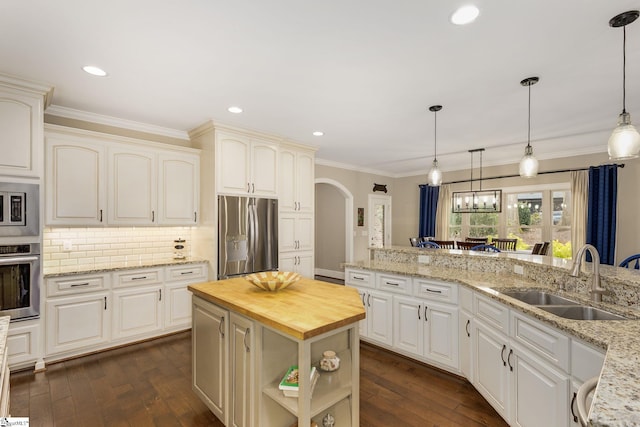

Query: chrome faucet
[{"left": 569, "top": 244, "right": 606, "bottom": 303}]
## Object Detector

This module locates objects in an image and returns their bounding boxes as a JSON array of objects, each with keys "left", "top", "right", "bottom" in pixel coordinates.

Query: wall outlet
[
  {"left": 418, "top": 255, "right": 431, "bottom": 264},
  {"left": 63, "top": 240, "right": 72, "bottom": 251},
  {"left": 514, "top": 265, "right": 524, "bottom": 275}
]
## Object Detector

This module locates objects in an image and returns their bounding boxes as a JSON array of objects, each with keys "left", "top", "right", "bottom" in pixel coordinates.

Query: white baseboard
[{"left": 314, "top": 268, "right": 344, "bottom": 280}]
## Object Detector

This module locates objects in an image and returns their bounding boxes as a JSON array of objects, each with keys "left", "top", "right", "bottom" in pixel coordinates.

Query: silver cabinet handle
[
  {"left": 194, "top": 211, "right": 197, "bottom": 222},
  {"left": 243, "top": 328, "right": 250, "bottom": 352},
  {"left": 251, "top": 183, "right": 255, "bottom": 193},
  {"left": 219, "top": 316, "right": 225, "bottom": 338},
  {"left": 131, "top": 276, "right": 148, "bottom": 281},
  {"left": 424, "top": 305, "right": 428, "bottom": 322},
  {"left": 501, "top": 344, "right": 507, "bottom": 366},
  {"left": 425, "top": 288, "right": 442, "bottom": 294},
  {"left": 71, "top": 282, "right": 90, "bottom": 287},
  {"left": 152, "top": 210, "right": 155, "bottom": 222},
  {"left": 508, "top": 349, "right": 514, "bottom": 371},
  {"left": 465, "top": 319, "right": 470, "bottom": 337},
  {"left": 104, "top": 296, "right": 107, "bottom": 310},
  {"left": 158, "top": 289, "right": 162, "bottom": 301},
  {"left": 99, "top": 209, "right": 103, "bottom": 222},
  {"left": 367, "top": 294, "right": 371, "bottom": 307},
  {"left": 384, "top": 281, "right": 399, "bottom": 287},
  {"left": 180, "top": 271, "right": 194, "bottom": 275},
  {"left": 352, "top": 276, "right": 364, "bottom": 281},
  {"left": 418, "top": 305, "right": 421, "bottom": 320},
  {"left": 361, "top": 293, "right": 366, "bottom": 306}
]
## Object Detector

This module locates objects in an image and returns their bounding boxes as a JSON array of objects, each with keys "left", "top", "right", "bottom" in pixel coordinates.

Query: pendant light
[
  {"left": 427, "top": 105, "right": 443, "bottom": 186},
  {"left": 519, "top": 77, "right": 539, "bottom": 178},
  {"left": 608, "top": 10, "right": 640, "bottom": 160}
]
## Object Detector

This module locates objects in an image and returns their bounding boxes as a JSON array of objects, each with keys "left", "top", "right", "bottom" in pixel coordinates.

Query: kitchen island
[{"left": 188, "top": 277, "right": 365, "bottom": 427}]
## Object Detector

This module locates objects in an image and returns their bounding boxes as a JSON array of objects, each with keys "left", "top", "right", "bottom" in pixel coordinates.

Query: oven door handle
[{"left": 0, "top": 256, "right": 39, "bottom": 264}]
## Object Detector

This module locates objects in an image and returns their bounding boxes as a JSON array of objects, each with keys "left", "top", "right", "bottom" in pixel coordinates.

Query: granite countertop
[
  {"left": 345, "top": 257, "right": 640, "bottom": 427},
  {"left": 43, "top": 257, "right": 209, "bottom": 278},
  {"left": 189, "top": 277, "right": 365, "bottom": 340}
]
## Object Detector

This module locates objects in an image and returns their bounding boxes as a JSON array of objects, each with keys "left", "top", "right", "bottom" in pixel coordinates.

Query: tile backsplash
[{"left": 43, "top": 227, "right": 195, "bottom": 270}]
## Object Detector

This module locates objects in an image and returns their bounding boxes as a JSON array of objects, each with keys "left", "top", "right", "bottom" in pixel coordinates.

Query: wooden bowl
[{"left": 245, "top": 271, "right": 301, "bottom": 291}]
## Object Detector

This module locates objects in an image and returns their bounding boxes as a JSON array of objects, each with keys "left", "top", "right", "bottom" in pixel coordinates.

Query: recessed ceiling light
[
  {"left": 312, "top": 131, "right": 324, "bottom": 136},
  {"left": 82, "top": 65, "right": 108, "bottom": 77},
  {"left": 227, "top": 106, "right": 243, "bottom": 114},
  {"left": 451, "top": 5, "right": 480, "bottom": 25}
]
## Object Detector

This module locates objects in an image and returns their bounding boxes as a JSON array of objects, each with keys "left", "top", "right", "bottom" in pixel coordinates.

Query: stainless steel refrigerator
[{"left": 218, "top": 195, "right": 278, "bottom": 279}]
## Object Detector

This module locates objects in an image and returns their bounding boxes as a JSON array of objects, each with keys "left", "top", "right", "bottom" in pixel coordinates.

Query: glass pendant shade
[
  {"left": 608, "top": 112, "right": 640, "bottom": 160},
  {"left": 428, "top": 159, "right": 442, "bottom": 186},
  {"left": 519, "top": 145, "right": 539, "bottom": 178}
]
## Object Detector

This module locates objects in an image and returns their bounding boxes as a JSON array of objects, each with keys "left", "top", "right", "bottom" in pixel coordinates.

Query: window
[{"left": 448, "top": 185, "right": 572, "bottom": 257}]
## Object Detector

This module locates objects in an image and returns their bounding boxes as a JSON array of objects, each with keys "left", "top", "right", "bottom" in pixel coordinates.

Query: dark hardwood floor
[{"left": 11, "top": 331, "right": 507, "bottom": 426}]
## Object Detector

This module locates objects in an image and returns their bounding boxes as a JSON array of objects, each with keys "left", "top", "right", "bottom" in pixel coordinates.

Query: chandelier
[{"left": 452, "top": 148, "right": 502, "bottom": 213}]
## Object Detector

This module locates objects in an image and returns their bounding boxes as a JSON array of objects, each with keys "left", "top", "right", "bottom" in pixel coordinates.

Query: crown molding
[
  {"left": 0, "top": 71, "right": 54, "bottom": 106},
  {"left": 45, "top": 105, "right": 190, "bottom": 140},
  {"left": 314, "top": 157, "right": 397, "bottom": 178}
]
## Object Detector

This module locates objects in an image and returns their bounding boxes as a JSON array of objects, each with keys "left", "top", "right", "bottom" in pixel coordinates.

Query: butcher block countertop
[{"left": 188, "top": 277, "right": 366, "bottom": 340}]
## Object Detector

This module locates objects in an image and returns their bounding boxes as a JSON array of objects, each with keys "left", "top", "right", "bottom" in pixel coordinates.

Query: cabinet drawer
[
  {"left": 571, "top": 339, "right": 605, "bottom": 383},
  {"left": 511, "top": 311, "right": 570, "bottom": 371},
  {"left": 413, "top": 278, "right": 458, "bottom": 304},
  {"left": 113, "top": 268, "right": 163, "bottom": 288},
  {"left": 46, "top": 273, "right": 109, "bottom": 297},
  {"left": 345, "top": 269, "right": 375, "bottom": 288},
  {"left": 474, "top": 294, "right": 509, "bottom": 334},
  {"left": 165, "top": 263, "right": 207, "bottom": 283},
  {"left": 377, "top": 273, "right": 411, "bottom": 294}
]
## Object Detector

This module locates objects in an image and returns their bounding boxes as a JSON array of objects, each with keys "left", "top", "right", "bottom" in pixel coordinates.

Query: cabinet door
[
  {"left": 423, "top": 301, "right": 458, "bottom": 370},
  {"left": 164, "top": 282, "right": 193, "bottom": 330},
  {"left": 278, "top": 149, "right": 296, "bottom": 211},
  {"left": 46, "top": 138, "right": 106, "bottom": 225},
  {"left": 7, "top": 322, "right": 40, "bottom": 368},
  {"left": 295, "top": 151, "right": 314, "bottom": 213},
  {"left": 367, "top": 290, "right": 393, "bottom": 346},
  {"left": 158, "top": 152, "right": 199, "bottom": 225},
  {"left": 459, "top": 310, "right": 473, "bottom": 381},
  {"left": 279, "top": 214, "right": 297, "bottom": 252},
  {"left": 111, "top": 286, "right": 163, "bottom": 340},
  {"left": 250, "top": 140, "right": 277, "bottom": 197},
  {"left": 295, "top": 252, "right": 314, "bottom": 278},
  {"left": 511, "top": 346, "right": 570, "bottom": 427},
  {"left": 473, "top": 320, "right": 510, "bottom": 420},
  {"left": 393, "top": 295, "right": 422, "bottom": 357},
  {"left": 348, "top": 286, "right": 368, "bottom": 338},
  {"left": 295, "top": 215, "right": 314, "bottom": 251},
  {"left": 108, "top": 147, "right": 157, "bottom": 225},
  {"left": 45, "top": 292, "right": 110, "bottom": 355},
  {"left": 193, "top": 297, "right": 228, "bottom": 423},
  {"left": 229, "top": 313, "right": 254, "bottom": 427},
  {"left": 216, "top": 133, "right": 250, "bottom": 194},
  {"left": 0, "top": 89, "right": 44, "bottom": 177}
]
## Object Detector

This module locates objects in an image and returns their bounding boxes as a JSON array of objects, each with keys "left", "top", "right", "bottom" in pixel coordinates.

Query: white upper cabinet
[
  {"left": 45, "top": 125, "right": 200, "bottom": 226},
  {"left": 0, "top": 75, "right": 51, "bottom": 178},
  {"left": 157, "top": 152, "right": 199, "bottom": 225},
  {"left": 108, "top": 145, "right": 157, "bottom": 225},
  {"left": 215, "top": 130, "right": 277, "bottom": 197},
  {"left": 46, "top": 135, "right": 107, "bottom": 225},
  {"left": 278, "top": 146, "right": 314, "bottom": 213}
]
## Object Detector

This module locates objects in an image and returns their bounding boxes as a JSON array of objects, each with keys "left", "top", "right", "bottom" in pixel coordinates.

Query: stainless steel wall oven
[
  {"left": 0, "top": 182, "right": 39, "bottom": 237},
  {"left": 0, "top": 243, "right": 40, "bottom": 320}
]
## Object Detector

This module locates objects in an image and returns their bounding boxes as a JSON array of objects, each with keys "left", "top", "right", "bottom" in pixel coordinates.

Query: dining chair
[
  {"left": 431, "top": 240, "right": 456, "bottom": 249},
  {"left": 619, "top": 254, "right": 640, "bottom": 269},
  {"left": 456, "top": 241, "right": 478, "bottom": 250},
  {"left": 418, "top": 241, "right": 441, "bottom": 249},
  {"left": 471, "top": 244, "right": 501, "bottom": 253},
  {"left": 492, "top": 238, "right": 517, "bottom": 251},
  {"left": 409, "top": 237, "right": 420, "bottom": 247},
  {"left": 539, "top": 242, "right": 550, "bottom": 255},
  {"left": 465, "top": 237, "right": 488, "bottom": 244}
]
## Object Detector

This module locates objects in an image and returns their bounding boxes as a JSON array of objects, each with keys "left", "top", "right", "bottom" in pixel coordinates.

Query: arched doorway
[{"left": 314, "top": 178, "right": 354, "bottom": 280}]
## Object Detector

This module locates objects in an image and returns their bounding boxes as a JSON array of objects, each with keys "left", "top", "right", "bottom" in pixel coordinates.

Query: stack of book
[{"left": 278, "top": 365, "right": 320, "bottom": 398}]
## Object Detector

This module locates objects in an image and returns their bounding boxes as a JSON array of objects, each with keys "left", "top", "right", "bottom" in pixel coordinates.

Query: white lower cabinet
[
  {"left": 393, "top": 295, "right": 458, "bottom": 370},
  {"left": 229, "top": 313, "right": 255, "bottom": 427},
  {"left": 7, "top": 321, "right": 41, "bottom": 370},
  {"left": 192, "top": 296, "right": 228, "bottom": 423},
  {"left": 46, "top": 291, "right": 110, "bottom": 355},
  {"left": 112, "top": 285, "right": 163, "bottom": 341},
  {"left": 44, "top": 262, "right": 208, "bottom": 363},
  {"left": 474, "top": 318, "right": 511, "bottom": 419},
  {"left": 458, "top": 286, "right": 474, "bottom": 381},
  {"left": 361, "top": 289, "right": 393, "bottom": 345}
]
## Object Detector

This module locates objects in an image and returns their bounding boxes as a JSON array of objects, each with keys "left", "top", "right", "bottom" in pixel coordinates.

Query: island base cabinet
[
  {"left": 229, "top": 313, "right": 255, "bottom": 427},
  {"left": 192, "top": 297, "right": 228, "bottom": 424}
]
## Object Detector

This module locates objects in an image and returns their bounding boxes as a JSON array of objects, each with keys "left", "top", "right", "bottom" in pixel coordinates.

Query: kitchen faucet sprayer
[{"left": 569, "top": 244, "right": 606, "bottom": 303}]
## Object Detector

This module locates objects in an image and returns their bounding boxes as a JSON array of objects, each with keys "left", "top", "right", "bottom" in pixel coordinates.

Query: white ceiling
[{"left": 2, "top": 1, "right": 639, "bottom": 176}]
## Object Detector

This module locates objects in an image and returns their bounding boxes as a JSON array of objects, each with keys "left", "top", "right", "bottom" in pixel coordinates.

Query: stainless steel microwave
[{"left": 0, "top": 182, "right": 39, "bottom": 237}]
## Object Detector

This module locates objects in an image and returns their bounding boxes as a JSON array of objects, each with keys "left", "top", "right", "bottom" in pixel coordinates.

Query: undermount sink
[
  {"left": 499, "top": 290, "right": 579, "bottom": 306},
  {"left": 538, "top": 305, "right": 628, "bottom": 321}
]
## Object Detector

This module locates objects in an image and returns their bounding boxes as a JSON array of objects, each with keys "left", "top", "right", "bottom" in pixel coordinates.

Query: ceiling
[{"left": 2, "top": 1, "right": 639, "bottom": 176}]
